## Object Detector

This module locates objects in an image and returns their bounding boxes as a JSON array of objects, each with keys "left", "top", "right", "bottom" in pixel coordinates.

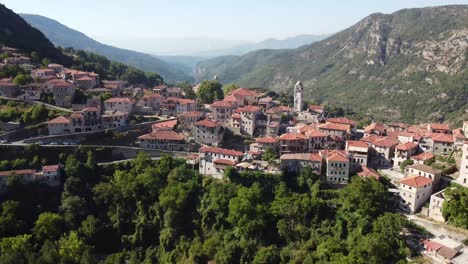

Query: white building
[
  {"left": 280, "top": 153, "right": 322, "bottom": 174},
  {"left": 428, "top": 189, "right": 446, "bottom": 222},
  {"left": 405, "top": 164, "right": 442, "bottom": 192},
  {"left": 321, "top": 150, "right": 350, "bottom": 184},
  {"left": 458, "top": 142, "right": 468, "bottom": 188},
  {"left": 104, "top": 98, "right": 134, "bottom": 113},
  {"left": 193, "top": 119, "right": 224, "bottom": 147},
  {"left": 399, "top": 176, "right": 433, "bottom": 213},
  {"left": 199, "top": 146, "right": 243, "bottom": 179}
]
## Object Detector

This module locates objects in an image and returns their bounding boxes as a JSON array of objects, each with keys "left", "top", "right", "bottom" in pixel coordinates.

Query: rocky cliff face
[{"left": 194, "top": 5, "right": 468, "bottom": 123}]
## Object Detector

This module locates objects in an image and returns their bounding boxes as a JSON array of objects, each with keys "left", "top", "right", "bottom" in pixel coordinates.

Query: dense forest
[{"left": 0, "top": 150, "right": 424, "bottom": 263}]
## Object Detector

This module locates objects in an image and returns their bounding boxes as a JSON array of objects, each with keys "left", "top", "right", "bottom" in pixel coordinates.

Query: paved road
[{"left": 98, "top": 157, "right": 162, "bottom": 165}]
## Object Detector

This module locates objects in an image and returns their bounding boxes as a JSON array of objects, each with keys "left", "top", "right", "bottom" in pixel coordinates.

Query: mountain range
[
  {"left": 20, "top": 14, "right": 193, "bottom": 83},
  {"left": 195, "top": 5, "right": 468, "bottom": 124}
]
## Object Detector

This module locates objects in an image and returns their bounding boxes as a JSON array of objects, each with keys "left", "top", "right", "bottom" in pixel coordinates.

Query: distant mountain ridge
[
  {"left": 195, "top": 5, "right": 468, "bottom": 123},
  {"left": 20, "top": 14, "right": 193, "bottom": 83},
  {"left": 192, "top": 34, "right": 329, "bottom": 57}
]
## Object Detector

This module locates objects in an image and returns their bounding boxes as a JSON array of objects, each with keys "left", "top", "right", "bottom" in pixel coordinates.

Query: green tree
[
  {"left": 261, "top": 148, "right": 277, "bottom": 164},
  {"left": 442, "top": 185, "right": 468, "bottom": 228},
  {"left": 400, "top": 159, "right": 414, "bottom": 171},
  {"left": 33, "top": 212, "right": 64, "bottom": 242},
  {"left": 12, "top": 74, "right": 31, "bottom": 85},
  {"left": 58, "top": 231, "right": 92, "bottom": 263},
  {"left": 252, "top": 245, "right": 280, "bottom": 264},
  {"left": 179, "top": 81, "right": 196, "bottom": 99},
  {"left": 196, "top": 80, "right": 223, "bottom": 104},
  {"left": 223, "top": 83, "right": 240, "bottom": 95}
]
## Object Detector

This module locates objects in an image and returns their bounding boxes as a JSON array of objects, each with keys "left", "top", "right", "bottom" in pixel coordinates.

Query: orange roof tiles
[
  {"left": 429, "top": 123, "right": 450, "bottom": 131},
  {"left": 430, "top": 133, "right": 454, "bottom": 143},
  {"left": 358, "top": 167, "right": 381, "bottom": 180},
  {"left": 372, "top": 137, "right": 399, "bottom": 148},
  {"left": 238, "top": 105, "right": 262, "bottom": 113},
  {"left": 327, "top": 117, "right": 356, "bottom": 126},
  {"left": 213, "top": 159, "right": 236, "bottom": 166},
  {"left": 194, "top": 119, "right": 219, "bottom": 128},
  {"left": 42, "top": 165, "right": 60, "bottom": 172},
  {"left": 199, "top": 146, "right": 243, "bottom": 157},
  {"left": 152, "top": 119, "right": 177, "bottom": 130},
  {"left": 400, "top": 175, "right": 433, "bottom": 188},
  {"left": 178, "top": 111, "right": 203, "bottom": 118},
  {"left": 229, "top": 88, "right": 257, "bottom": 97},
  {"left": 318, "top": 123, "right": 350, "bottom": 131},
  {"left": 347, "top": 140, "right": 369, "bottom": 149},
  {"left": 47, "top": 116, "right": 70, "bottom": 124},
  {"left": 280, "top": 153, "right": 322, "bottom": 162},
  {"left": 279, "top": 133, "right": 307, "bottom": 141},
  {"left": 396, "top": 142, "right": 418, "bottom": 151},
  {"left": 105, "top": 97, "right": 133, "bottom": 103},
  {"left": 211, "top": 100, "right": 232, "bottom": 108},
  {"left": 0, "top": 169, "right": 36, "bottom": 177},
  {"left": 326, "top": 150, "right": 349, "bottom": 162},
  {"left": 138, "top": 131, "right": 184, "bottom": 141},
  {"left": 411, "top": 152, "right": 435, "bottom": 161}
]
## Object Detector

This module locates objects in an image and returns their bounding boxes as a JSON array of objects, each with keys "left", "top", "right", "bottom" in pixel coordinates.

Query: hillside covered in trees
[{"left": 0, "top": 151, "right": 424, "bottom": 263}]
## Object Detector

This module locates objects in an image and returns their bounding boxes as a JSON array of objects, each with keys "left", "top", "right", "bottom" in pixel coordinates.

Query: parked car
[
  {"left": 35, "top": 141, "right": 44, "bottom": 145},
  {"left": 0, "top": 140, "right": 9, "bottom": 144},
  {"left": 49, "top": 142, "right": 58, "bottom": 146},
  {"left": 62, "top": 142, "right": 70, "bottom": 145}
]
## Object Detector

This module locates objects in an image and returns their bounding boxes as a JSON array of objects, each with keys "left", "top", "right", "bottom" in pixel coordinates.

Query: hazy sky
[{"left": 1, "top": 0, "right": 467, "bottom": 54}]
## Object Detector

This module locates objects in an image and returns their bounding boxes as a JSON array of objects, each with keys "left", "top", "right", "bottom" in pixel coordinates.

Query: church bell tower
[{"left": 294, "top": 81, "right": 303, "bottom": 112}]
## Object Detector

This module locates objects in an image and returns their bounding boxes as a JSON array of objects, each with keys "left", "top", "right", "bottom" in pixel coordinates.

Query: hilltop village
[{"left": 1, "top": 44, "right": 468, "bottom": 263}]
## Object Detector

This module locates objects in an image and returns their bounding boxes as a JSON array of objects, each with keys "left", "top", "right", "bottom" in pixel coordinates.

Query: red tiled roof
[
  {"left": 105, "top": 97, "right": 133, "bottom": 103},
  {"left": 266, "top": 105, "right": 293, "bottom": 114},
  {"left": 372, "top": 137, "right": 399, "bottom": 148},
  {"left": 430, "top": 133, "right": 454, "bottom": 143},
  {"left": 229, "top": 88, "right": 257, "bottom": 97},
  {"left": 70, "top": 112, "right": 84, "bottom": 119},
  {"left": 194, "top": 119, "right": 219, "bottom": 128},
  {"left": 327, "top": 117, "right": 356, "bottom": 126},
  {"left": 358, "top": 166, "right": 381, "bottom": 180},
  {"left": 305, "top": 130, "right": 327, "bottom": 138},
  {"left": 255, "top": 137, "right": 277, "bottom": 144},
  {"left": 396, "top": 142, "right": 418, "bottom": 151},
  {"left": 411, "top": 152, "right": 435, "bottom": 161},
  {"left": 177, "top": 98, "right": 195, "bottom": 105},
  {"left": 47, "top": 116, "right": 70, "bottom": 124},
  {"left": 400, "top": 176, "right": 433, "bottom": 188},
  {"left": 318, "top": 123, "right": 350, "bottom": 132},
  {"left": 213, "top": 159, "right": 236, "bottom": 166},
  {"left": 347, "top": 140, "right": 369, "bottom": 149},
  {"left": 308, "top": 105, "right": 324, "bottom": 111},
  {"left": 279, "top": 133, "right": 307, "bottom": 141},
  {"left": 42, "top": 165, "right": 60, "bottom": 172},
  {"left": 364, "top": 123, "right": 386, "bottom": 133},
  {"left": 138, "top": 131, "right": 184, "bottom": 141},
  {"left": 82, "top": 107, "right": 99, "bottom": 112},
  {"left": 152, "top": 119, "right": 177, "bottom": 130},
  {"left": 280, "top": 153, "right": 322, "bottom": 162},
  {"left": 326, "top": 150, "right": 349, "bottom": 162},
  {"left": 238, "top": 105, "right": 262, "bottom": 113},
  {"left": 223, "top": 95, "right": 240, "bottom": 102},
  {"left": 429, "top": 123, "right": 450, "bottom": 131},
  {"left": 211, "top": 100, "right": 232, "bottom": 108},
  {"left": 422, "top": 240, "right": 443, "bottom": 251},
  {"left": 199, "top": 146, "right": 243, "bottom": 157},
  {"left": 0, "top": 169, "right": 36, "bottom": 177}
]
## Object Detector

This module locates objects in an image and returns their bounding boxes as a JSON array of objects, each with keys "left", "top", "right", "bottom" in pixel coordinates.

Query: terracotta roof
[
  {"left": 327, "top": 117, "right": 356, "bottom": 126},
  {"left": 279, "top": 133, "right": 307, "bottom": 141},
  {"left": 199, "top": 146, "right": 243, "bottom": 157},
  {"left": 299, "top": 124, "right": 316, "bottom": 134},
  {"left": 364, "top": 123, "right": 386, "bottom": 133},
  {"left": 138, "top": 131, "right": 184, "bottom": 141},
  {"left": 400, "top": 176, "right": 433, "bottom": 188},
  {"left": 423, "top": 240, "right": 443, "bottom": 251},
  {"left": 105, "top": 97, "right": 133, "bottom": 103},
  {"left": 0, "top": 169, "right": 36, "bottom": 177},
  {"left": 280, "top": 153, "right": 322, "bottom": 162},
  {"left": 229, "top": 88, "right": 257, "bottom": 97},
  {"left": 396, "top": 142, "right": 418, "bottom": 151},
  {"left": 238, "top": 105, "right": 262, "bottom": 113},
  {"left": 223, "top": 95, "right": 241, "bottom": 102},
  {"left": 407, "top": 164, "right": 441, "bottom": 174},
  {"left": 258, "top": 96, "right": 273, "bottom": 103},
  {"left": 142, "top": 93, "right": 162, "bottom": 99},
  {"left": 194, "top": 119, "right": 219, "bottom": 128},
  {"left": 411, "top": 152, "right": 435, "bottom": 161},
  {"left": 152, "top": 119, "right": 177, "bottom": 130},
  {"left": 453, "top": 128, "right": 466, "bottom": 139},
  {"left": 372, "top": 137, "right": 399, "bottom": 148},
  {"left": 255, "top": 137, "right": 278, "bottom": 144},
  {"left": 231, "top": 114, "right": 241, "bottom": 119},
  {"left": 358, "top": 167, "right": 381, "bottom": 180},
  {"left": 318, "top": 123, "right": 350, "bottom": 132},
  {"left": 399, "top": 131, "right": 416, "bottom": 138},
  {"left": 211, "top": 100, "right": 232, "bottom": 108},
  {"left": 430, "top": 133, "right": 454, "bottom": 143},
  {"left": 81, "top": 107, "right": 99, "bottom": 113},
  {"left": 42, "top": 165, "right": 60, "bottom": 172},
  {"left": 178, "top": 111, "right": 203, "bottom": 118},
  {"left": 70, "top": 112, "right": 84, "bottom": 119},
  {"left": 177, "top": 98, "right": 195, "bottom": 105},
  {"left": 47, "top": 116, "right": 70, "bottom": 124},
  {"left": 266, "top": 105, "right": 293, "bottom": 114},
  {"left": 347, "top": 140, "right": 369, "bottom": 149},
  {"left": 305, "top": 130, "right": 327, "bottom": 138},
  {"left": 213, "top": 159, "right": 236, "bottom": 166},
  {"left": 429, "top": 123, "right": 450, "bottom": 131},
  {"left": 326, "top": 150, "right": 349, "bottom": 162},
  {"left": 76, "top": 76, "right": 93, "bottom": 81}
]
